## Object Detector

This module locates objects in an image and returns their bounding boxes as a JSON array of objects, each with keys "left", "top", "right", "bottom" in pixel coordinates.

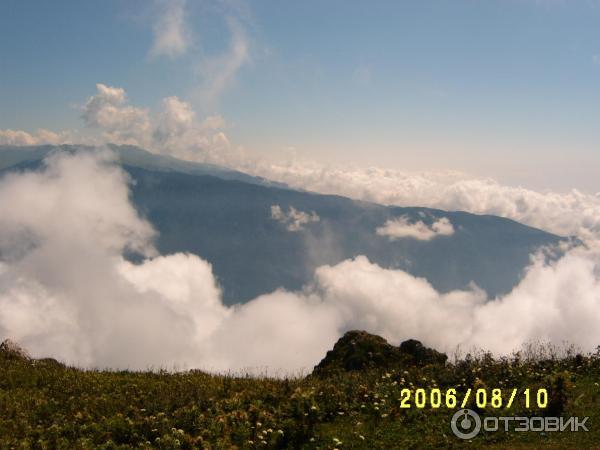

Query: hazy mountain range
[{"left": 0, "top": 144, "right": 564, "bottom": 305}]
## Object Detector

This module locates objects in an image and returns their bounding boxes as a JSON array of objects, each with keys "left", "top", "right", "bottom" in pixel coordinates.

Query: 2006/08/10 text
[{"left": 399, "top": 388, "right": 548, "bottom": 409}]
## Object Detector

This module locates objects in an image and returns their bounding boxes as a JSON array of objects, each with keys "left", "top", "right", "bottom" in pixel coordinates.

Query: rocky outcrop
[
  {"left": 399, "top": 338, "right": 447, "bottom": 365},
  {"left": 313, "top": 330, "right": 447, "bottom": 375},
  {"left": 0, "top": 339, "right": 31, "bottom": 360}
]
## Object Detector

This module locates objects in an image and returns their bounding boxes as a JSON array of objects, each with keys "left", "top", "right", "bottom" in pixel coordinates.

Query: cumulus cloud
[
  {"left": 76, "top": 84, "right": 240, "bottom": 164},
  {"left": 376, "top": 216, "right": 454, "bottom": 241},
  {"left": 81, "top": 84, "right": 153, "bottom": 147},
  {"left": 150, "top": 0, "right": 190, "bottom": 59},
  {"left": 1, "top": 151, "right": 600, "bottom": 375},
  {"left": 154, "top": 96, "right": 196, "bottom": 140},
  {"left": 151, "top": 96, "right": 234, "bottom": 162},
  {"left": 271, "top": 205, "right": 320, "bottom": 232}
]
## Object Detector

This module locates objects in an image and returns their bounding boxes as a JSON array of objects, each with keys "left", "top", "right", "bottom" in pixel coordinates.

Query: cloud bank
[
  {"left": 253, "top": 163, "right": 600, "bottom": 244},
  {"left": 376, "top": 216, "right": 454, "bottom": 241},
  {"left": 1, "top": 151, "right": 600, "bottom": 375},
  {"left": 0, "top": 129, "right": 73, "bottom": 146}
]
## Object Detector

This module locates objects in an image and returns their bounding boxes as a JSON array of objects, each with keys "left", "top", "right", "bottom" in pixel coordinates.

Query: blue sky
[{"left": 1, "top": 0, "right": 600, "bottom": 191}]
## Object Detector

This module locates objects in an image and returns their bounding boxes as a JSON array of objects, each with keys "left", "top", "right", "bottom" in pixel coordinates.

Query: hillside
[
  {"left": 0, "top": 335, "right": 598, "bottom": 448},
  {"left": 0, "top": 145, "right": 565, "bottom": 305}
]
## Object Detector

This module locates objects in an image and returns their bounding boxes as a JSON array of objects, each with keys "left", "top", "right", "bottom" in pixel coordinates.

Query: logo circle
[{"left": 451, "top": 409, "right": 481, "bottom": 439}]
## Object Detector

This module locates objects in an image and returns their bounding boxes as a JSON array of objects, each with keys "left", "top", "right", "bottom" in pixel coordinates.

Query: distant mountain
[
  {"left": 0, "top": 144, "right": 285, "bottom": 188},
  {"left": 0, "top": 145, "right": 565, "bottom": 305}
]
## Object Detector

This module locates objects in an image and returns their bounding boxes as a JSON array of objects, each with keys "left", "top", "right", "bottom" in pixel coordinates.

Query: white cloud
[
  {"left": 376, "top": 216, "right": 455, "bottom": 241},
  {"left": 151, "top": 96, "right": 236, "bottom": 163},
  {"left": 250, "top": 162, "right": 600, "bottom": 244},
  {"left": 82, "top": 84, "right": 152, "bottom": 147},
  {"left": 150, "top": 0, "right": 190, "bottom": 59},
  {"left": 1, "top": 151, "right": 600, "bottom": 374},
  {"left": 271, "top": 205, "right": 320, "bottom": 232},
  {"left": 200, "top": 114, "right": 226, "bottom": 130},
  {"left": 76, "top": 84, "right": 240, "bottom": 164},
  {"left": 0, "top": 129, "right": 72, "bottom": 146},
  {"left": 153, "top": 96, "right": 196, "bottom": 141},
  {"left": 1, "top": 83, "right": 245, "bottom": 169},
  {"left": 195, "top": 17, "right": 250, "bottom": 105}
]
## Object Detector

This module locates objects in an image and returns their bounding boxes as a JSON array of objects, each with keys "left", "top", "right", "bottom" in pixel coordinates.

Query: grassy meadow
[{"left": 0, "top": 339, "right": 599, "bottom": 449}]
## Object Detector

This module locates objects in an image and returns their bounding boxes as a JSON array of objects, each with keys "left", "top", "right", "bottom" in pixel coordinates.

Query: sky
[{"left": 1, "top": 0, "right": 600, "bottom": 191}]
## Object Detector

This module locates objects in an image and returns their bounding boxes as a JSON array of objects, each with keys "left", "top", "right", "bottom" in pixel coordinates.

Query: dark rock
[
  {"left": 399, "top": 339, "right": 448, "bottom": 365},
  {"left": 312, "top": 330, "right": 447, "bottom": 375},
  {"left": 34, "top": 358, "right": 66, "bottom": 368}
]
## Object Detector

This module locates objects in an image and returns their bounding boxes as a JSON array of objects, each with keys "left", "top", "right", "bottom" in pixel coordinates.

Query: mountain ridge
[{"left": 0, "top": 144, "right": 566, "bottom": 305}]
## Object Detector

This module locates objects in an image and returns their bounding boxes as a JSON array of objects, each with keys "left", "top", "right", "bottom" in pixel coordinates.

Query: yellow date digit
[{"left": 400, "top": 388, "right": 411, "bottom": 408}]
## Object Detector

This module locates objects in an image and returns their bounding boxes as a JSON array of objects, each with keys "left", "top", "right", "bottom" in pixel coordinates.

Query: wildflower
[{"left": 359, "top": 434, "right": 365, "bottom": 440}]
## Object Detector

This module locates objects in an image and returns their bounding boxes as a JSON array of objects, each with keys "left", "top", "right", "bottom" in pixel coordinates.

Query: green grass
[{"left": 1, "top": 350, "right": 599, "bottom": 449}]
